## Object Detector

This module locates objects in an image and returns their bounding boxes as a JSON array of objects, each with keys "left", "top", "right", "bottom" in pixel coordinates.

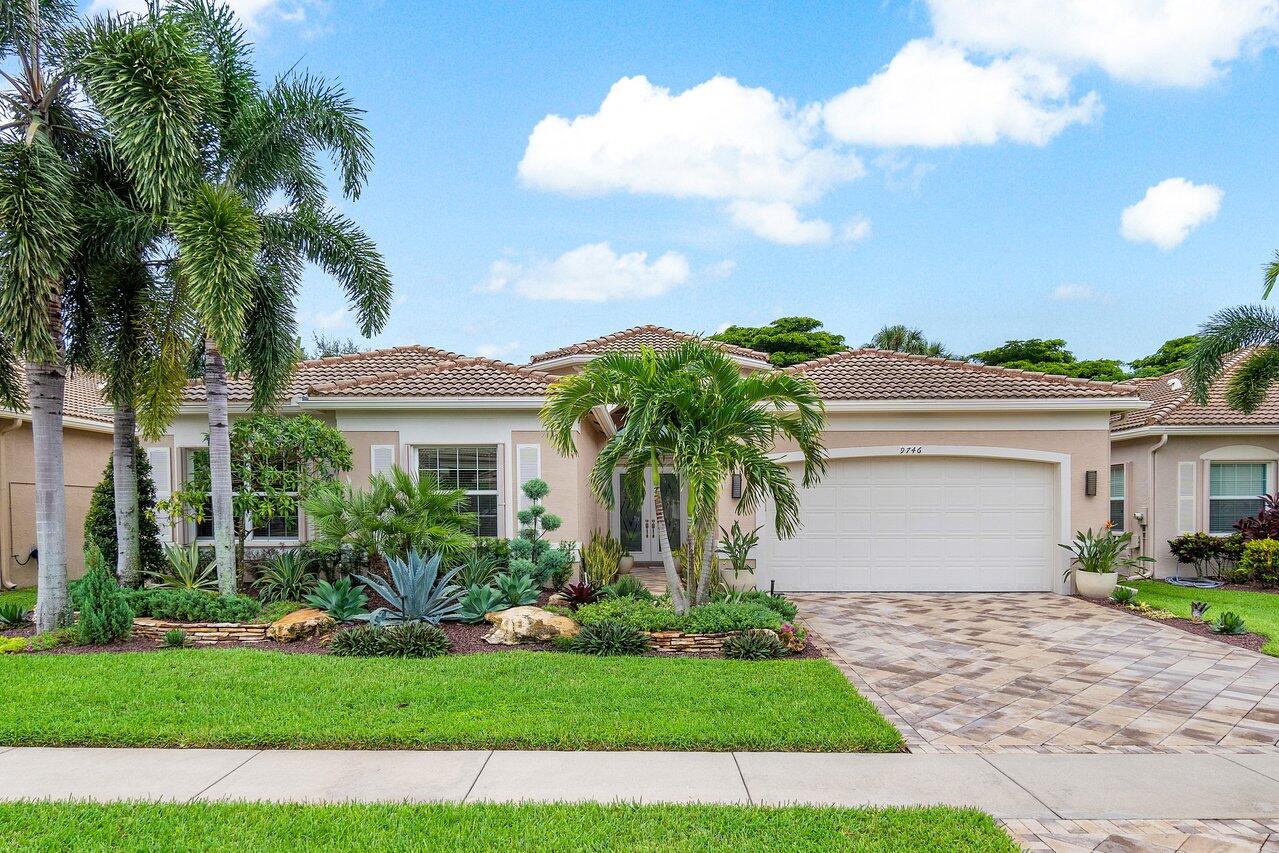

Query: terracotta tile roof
[
  {"left": 305, "top": 356, "right": 554, "bottom": 398},
  {"left": 180, "top": 345, "right": 461, "bottom": 403},
  {"left": 4, "top": 365, "right": 111, "bottom": 425},
  {"left": 787, "top": 348, "right": 1140, "bottom": 400},
  {"left": 1110, "top": 348, "right": 1279, "bottom": 431},
  {"left": 526, "top": 325, "right": 771, "bottom": 364}
]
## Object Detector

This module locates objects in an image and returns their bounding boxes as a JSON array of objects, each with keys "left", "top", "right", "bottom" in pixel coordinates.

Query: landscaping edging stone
[
  {"left": 132, "top": 618, "right": 269, "bottom": 644},
  {"left": 645, "top": 627, "right": 804, "bottom": 655}
]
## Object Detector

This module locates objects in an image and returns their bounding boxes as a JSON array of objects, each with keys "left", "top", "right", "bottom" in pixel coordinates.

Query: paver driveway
[{"left": 794, "top": 592, "right": 1279, "bottom": 753}]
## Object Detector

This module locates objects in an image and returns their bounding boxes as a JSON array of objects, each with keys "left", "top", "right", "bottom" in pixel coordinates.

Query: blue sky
[{"left": 100, "top": 0, "right": 1279, "bottom": 364}]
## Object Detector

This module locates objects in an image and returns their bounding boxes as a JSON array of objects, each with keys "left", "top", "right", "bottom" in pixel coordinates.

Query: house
[
  {"left": 152, "top": 325, "right": 1151, "bottom": 594},
  {"left": 1110, "top": 348, "right": 1279, "bottom": 578},
  {"left": 0, "top": 367, "right": 114, "bottom": 588}
]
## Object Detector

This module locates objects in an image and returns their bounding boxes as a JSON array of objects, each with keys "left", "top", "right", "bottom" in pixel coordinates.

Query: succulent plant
[
  {"left": 1110, "top": 585, "right": 1138, "bottom": 605},
  {"left": 304, "top": 577, "right": 369, "bottom": 621},
  {"left": 494, "top": 571, "right": 539, "bottom": 608},
  {"left": 723, "top": 628, "right": 785, "bottom": 661},
  {"left": 355, "top": 550, "right": 461, "bottom": 626},
  {"left": 1210, "top": 611, "right": 1247, "bottom": 636},
  {"left": 457, "top": 584, "right": 504, "bottom": 624}
]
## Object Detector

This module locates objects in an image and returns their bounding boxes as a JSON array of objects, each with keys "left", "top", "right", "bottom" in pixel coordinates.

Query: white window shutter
[
  {"left": 1177, "top": 461, "right": 1197, "bottom": 534},
  {"left": 370, "top": 445, "right": 395, "bottom": 482},
  {"left": 517, "top": 444, "right": 541, "bottom": 511},
  {"left": 146, "top": 446, "right": 174, "bottom": 542}
]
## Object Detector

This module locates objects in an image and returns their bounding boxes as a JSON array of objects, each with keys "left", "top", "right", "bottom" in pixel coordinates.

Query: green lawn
[
  {"left": 1130, "top": 580, "right": 1279, "bottom": 655},
  {"left": 0, "top": 802, "right": 1014, "bottom": 852},
  {"left": 0, "top": 648, "right": 902, "bottom": 751},
  {"left": 0, "top": 587, "right": 34, "bottom": 610}
]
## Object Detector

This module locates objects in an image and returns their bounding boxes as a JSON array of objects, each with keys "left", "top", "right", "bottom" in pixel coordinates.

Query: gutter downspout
[
  {"left": 0, "top": 417, "right": 24, "bottom": 589},
  {"left": 1145, "top": 433, "right": 1169, "bottom": 569}
]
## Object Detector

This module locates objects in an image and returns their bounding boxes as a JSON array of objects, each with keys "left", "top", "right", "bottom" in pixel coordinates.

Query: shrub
[
  {"left": 0, "top": 636, "right": 27, "bottom": 654},
  {"left": 355, "top": 550, "right": 461, "bottom": 626},
  {"left": 715, "top": 589, "right": 798, "bottom": 621},
  {"left": 581, "top": 529, "right": 622, "bottom": 587},
  {"left": 567, "top": 620, "right": 649, "bottom": 656},
  {"left": 1110, "top": 585, "right": 1138, "bottom": 604},
  {"left": 84, "top": 451, "right": 166, "bottom": 584},
  {"left": 163, "top": 629, "right": 189, "bottom": 648},
  {"left": 1238, "top": 538, "right": 1279, "bottom": 587},
  {"left": 1168, "top": 532, "right": 1243, "bottom": 579},
  {"left": 600, "top": 575, "right": 654, "bottom": 601},
  {"left": 124, "top": 588, "right": 262, "bottom": 622},
  {"left": 723, "top": 629, "right": 785, "bottom": 660},
  {"left": 457, "top": 584, "right": 504, "bottom": 624},
  {"left": 542, "top": 545, "right": 573, "bottom": 589},
  {"left": 474, "top": 537, "right": 510, "bottom": 568},
  {"left": 684, "top": 600, "right": 782, "bottom": 634},
  {"left": 305, "top": 577, "right": 369, "bottom": 621},
  {"left": 0, "top": 603, "right": 27, "bottom": 627},
  {"left": 1236, "top": 494, "right": 1279, "bottom": 541},
  {"left": 574, "top": 596, "right": 686, "bottom": 632},
  {"left": 75, "top": 546, "right": 134, "bottom": 645},
  {"left": 494, "top": 571, "right": 539, "bottom": 608},
  {"left": 1210, "top": 611, "right": 1247, "bottom": 635},
  {"left": 329, "top": 622, "right": 450, "bottom": 657},
  {"left": 559, "top": 580, "right": 599, "bottom": 608},
  {"left": 509, "top": 478, "right": 565, "bottom": 584},
  {"left": 255, "top": 551, "right": 317, "bottom": 603}
]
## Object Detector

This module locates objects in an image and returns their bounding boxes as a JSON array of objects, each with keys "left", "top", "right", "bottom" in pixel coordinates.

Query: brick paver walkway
[{"left": 794, "top": 592, "right": 1279, "bottom": 754}]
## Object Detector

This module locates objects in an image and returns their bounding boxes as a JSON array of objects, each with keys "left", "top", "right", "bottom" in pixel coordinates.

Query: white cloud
[
  {"left": 841, "top": 216, "right": 872, "bottom": 243},
  {"left": 475, "top": 341, "right": 520, "bottom": 360},
  {"left": 1121, "top": 178, "right": 1223, "bottom": 250},
  {"left": 727, "top": 201, "right": 833, "bottom": 245},
  {"left": 480, "top": 243, "right": 690, "bottom": 302},
  {"left": 312, "top": 306, "right": 348, "bottom": 329},
  {"left": 824, "top": 40, "right": 1100, "bottom": 147},
  {"left": 1051, "top": 283, "right": 1098, "bottom": 301},
  {"left": 89, "top": 0, "right": 320, "bottom": 31},
  {"left": 928, "top": 0, "right": 1279, "bottom": 88},
  {"left": 703, "top": 259, "right": 737, "bottom": 279}
]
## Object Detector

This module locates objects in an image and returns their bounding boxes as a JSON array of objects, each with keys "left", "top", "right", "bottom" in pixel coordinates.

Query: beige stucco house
[
  {"left": 1110, "top": 348, "right": 1279, "bottom": 578},
  {"left": 1, "top": 368, "right": 114, "bottom": 588},
  {"left": 150, "top": 325, "right": 1151, "bottom": 594}
]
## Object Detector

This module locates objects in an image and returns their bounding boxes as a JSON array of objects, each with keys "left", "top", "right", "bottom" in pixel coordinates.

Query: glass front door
[{"left": 614, "top": 469, "right": 685, "bottom": 562}]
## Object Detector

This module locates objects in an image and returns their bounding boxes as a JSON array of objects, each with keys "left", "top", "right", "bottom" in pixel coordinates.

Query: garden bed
[{"left": 1080, "top": 596, "right": 1267, "bottom": 653}]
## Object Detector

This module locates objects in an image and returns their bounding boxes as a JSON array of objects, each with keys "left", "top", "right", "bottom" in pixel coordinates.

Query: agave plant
[
  {"left": 305, "top": 577, "right": 369, "bottom": 621},
  {"left": 255, "top": 551, "right": 317, "bottom": 603},
  {"left": 1210, "top": 611, "right": 1247, "bottom": 636},
  {"left": 494, "top": 571, "right": 540, "bottom": 608},
  {"left": 147, "top": 544, "right": 218, "bottom": 591},
  {"left": 0, "top": 603, "right": 28, "bottom": 628},
  {"left": 355, "top": 550, "right": 462, "bottom": 626},
  {"left": 455, "top": 551, "right": 499, "bottom": 589},
  {"left": 457, "top": 584, "right": 504, "bottom": 624}
]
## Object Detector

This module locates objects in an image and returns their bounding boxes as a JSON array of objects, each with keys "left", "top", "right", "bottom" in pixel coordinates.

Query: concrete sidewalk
[{"left": 3, "top": 746, "right": 1279, "bottom": 821}]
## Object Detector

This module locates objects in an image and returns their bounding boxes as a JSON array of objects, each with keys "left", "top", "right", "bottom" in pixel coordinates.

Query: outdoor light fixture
[
  {"left": 1084, "top": 470, "right": 1098, "bottom": 496},
  {"left": 731, "top": 473, "right": 742, "bottom": 499}
]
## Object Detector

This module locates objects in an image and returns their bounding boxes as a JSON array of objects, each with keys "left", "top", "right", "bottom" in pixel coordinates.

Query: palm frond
[
  {"left": 239, "top": 254, "right": 299, "bottom": 411},
  {"left": 1226, "top": 346, "right": 1279, "bottom": 413},
  {"left": 1187, "top": 304, "right": 1279, "bottom": 405},
  {"left": 1265, "top": 251, "right": 1279, "bottom": 300}
]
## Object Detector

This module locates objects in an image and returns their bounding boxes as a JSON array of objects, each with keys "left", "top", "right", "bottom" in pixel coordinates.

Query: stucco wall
[
  {"left": 3, "top": 421, "right": 113, "bottom": 587},
  {"left": 1112, "top": 433, "right": 1279, "bottom": 577}
]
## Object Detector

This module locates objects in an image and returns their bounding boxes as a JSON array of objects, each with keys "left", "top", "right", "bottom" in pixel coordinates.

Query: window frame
[
  {"left": 1109, "top": 463, "right": 1126, "bottom": 532},
  {"left": 1208, "top": 460, "right": 1269, "bottom": 536},
  {"left": 413, "top": 444, "right": 501, "bottom": 538},
  {"left": 182, "top": 447, "right": 303, "bottom": 546}
]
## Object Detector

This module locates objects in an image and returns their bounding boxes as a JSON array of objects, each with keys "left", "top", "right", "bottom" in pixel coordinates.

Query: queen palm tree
[
  {"left": 542, "top": 343, "right": 827, "bottom": 612},
  {"left": 1184, "top": 304, "right": 1279, "bottom": 411}
]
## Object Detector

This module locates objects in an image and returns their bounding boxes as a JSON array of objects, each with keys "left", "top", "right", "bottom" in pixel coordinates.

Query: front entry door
[{"left": 615, "top": 469, "right": 684, "bottom": 562}]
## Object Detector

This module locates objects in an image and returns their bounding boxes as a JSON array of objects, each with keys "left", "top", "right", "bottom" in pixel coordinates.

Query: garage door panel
[{"left": 766, "top": 455, "right": 1056, "bottom": 592}]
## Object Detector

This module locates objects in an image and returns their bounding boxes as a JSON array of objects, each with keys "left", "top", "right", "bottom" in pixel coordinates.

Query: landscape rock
[
  {"left": 267, "top": 608, "right": 335, "bottom": 642},
  {"left": 483, "top": 606, "right": 579, "bottom": 645}
]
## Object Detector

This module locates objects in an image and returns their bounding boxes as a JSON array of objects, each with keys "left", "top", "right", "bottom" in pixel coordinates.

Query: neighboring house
[
  {"left": 0, "top": 367, "right": 113, "bottom": 588},
  {"left": 1110, "top": 348, "right": 1279, "bottom": 578},
  {"left": 151, "top": 325, "right": 1148, "bottom": 594}
]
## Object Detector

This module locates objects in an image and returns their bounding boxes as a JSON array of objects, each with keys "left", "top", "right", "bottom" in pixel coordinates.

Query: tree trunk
[
  {"left": 693, "top": 515, "right": 717, "bottom": 606},
  {"left": 651, "top": 470, "right": 688, "bottom": 613},
  {"left": 204, "top": 339, "right": 237, "bottom": 596},
  {"left": 112, "top": 405, "right": 141, "bottom": 587},
  {"left": 27, "top": 357, "right": 67, "bottom": 632}
]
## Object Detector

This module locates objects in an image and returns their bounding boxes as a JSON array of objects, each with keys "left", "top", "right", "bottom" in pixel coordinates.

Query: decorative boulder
[
  {"left": 546, "top": 592, "right": 570, "bottom": 608},
  {"left": 483, "top": 606, "right": 579, "bottom": 645},
  {"left": 267, "top": 608, "right": 335, "bottom": 642}
]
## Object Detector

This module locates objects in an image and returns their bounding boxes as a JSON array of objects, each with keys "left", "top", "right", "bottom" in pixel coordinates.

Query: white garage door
[{"left": 762, "top": 455, "right": 1057, "bottom": 592}]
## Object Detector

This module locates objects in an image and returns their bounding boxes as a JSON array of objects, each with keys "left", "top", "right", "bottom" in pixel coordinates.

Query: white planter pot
[
  {"left": 619, "top": 555, "right": 635, "bottom": 573},
  {"left": 1074, "top": 570, "right": 1118, "bottom": 599}
]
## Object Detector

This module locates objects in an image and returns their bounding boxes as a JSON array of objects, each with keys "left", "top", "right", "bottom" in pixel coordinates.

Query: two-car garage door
[{"left": 762, "top": 455, "right": 1057, "bottom": 592}]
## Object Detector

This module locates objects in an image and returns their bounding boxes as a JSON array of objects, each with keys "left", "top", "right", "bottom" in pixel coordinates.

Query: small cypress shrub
[
  {"left": 723, "top": 629, "right": 785, "bottom": 661},
  {"left": 567, "top": 619, "right": 649, "bottom": 656},
  {"left": 75, "top": 546, "right": 134, "bottom": 645},
  {"left": 83, "top": 452, "right": 166, "bottom": 584}
]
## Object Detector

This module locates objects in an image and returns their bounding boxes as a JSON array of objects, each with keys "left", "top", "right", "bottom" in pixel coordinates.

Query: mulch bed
[{"left": 1081, "top": 596, "right": 1266, "bottom": 653}]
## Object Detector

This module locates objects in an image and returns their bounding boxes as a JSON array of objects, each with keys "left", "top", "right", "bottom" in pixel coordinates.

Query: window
[
  {"left": 1109, "top": 464, "right": 1125, "bottom": 532},
  {"left": 183, "top": 448, "right": 301, "bottom": 543},
  {"left": 417, "top": 445, "right": 499, "bottom": 537},
  {"left": 1209, "top": 462, "right": 1268, "bottom": 535}
]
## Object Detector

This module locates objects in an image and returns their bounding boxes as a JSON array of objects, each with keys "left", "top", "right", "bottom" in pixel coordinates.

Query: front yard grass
[
  {"left": 0, "top": 801, "right": 1015, "bottom": 852},
  {"left": 0, "top": 587, "right": 34, "bottom": 610},
  {"left": 1130, "top": 580, "right": 1279, "bottom": 655},
  {"left": 0, "top": 648, "right": 903, "bottom": 752}
]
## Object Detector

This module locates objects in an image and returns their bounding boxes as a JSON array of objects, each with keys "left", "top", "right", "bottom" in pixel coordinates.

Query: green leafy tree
[
  {"left": 969, "top": 338, "right": 1126, "bottom": 382},
  {"left": 542, "top": 343, "right": 827, "bottom": 612},
  {"left": 306, "top": 333, "right": 363, "bottom": 359},
  {"left": 84, "top": 451, "right": 166, "bottom": 585},
  {"left": 865, "top": 324, "right": 953, "bottom": 358},
  {"left": 75, "top": 544, "right": 133, "bottom": 644},
  {"left": 710, "top": 317, "right": 846, "bottom": 367},
  {"left": 1129, "top": 335, "right": 1199, "bottom": 377}
]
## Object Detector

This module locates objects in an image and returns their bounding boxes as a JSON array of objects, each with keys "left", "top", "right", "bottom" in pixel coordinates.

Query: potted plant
[{"left": 1061, "top": 525, "right": 1153, "bottom": 599}]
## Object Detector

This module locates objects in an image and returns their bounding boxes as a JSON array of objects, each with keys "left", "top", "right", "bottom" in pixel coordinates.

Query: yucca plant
[
  {"left": 304, "top": 577, "right": 368, "bottom": 621},
  {"left": 147, "top": 544, "right": 218, "bottom": 591},
  {"left": 254, "top": 550, "right": 316, "bottom": 603},
  {"left": 457, "top": 584, "right": 504, "bottom": 624},
  {"left": 355, "top": 550, "right": 461, "bottom": 626}
]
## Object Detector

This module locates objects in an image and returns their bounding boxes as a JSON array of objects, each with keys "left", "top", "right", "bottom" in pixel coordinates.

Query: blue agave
[{"left": 355, "top": 550, "right": 461, "bottom": 626}]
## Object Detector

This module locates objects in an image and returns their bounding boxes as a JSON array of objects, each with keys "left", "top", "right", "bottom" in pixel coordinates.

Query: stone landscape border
[{"left": 132, "top": 618, "right": 268, "bottom": 644}]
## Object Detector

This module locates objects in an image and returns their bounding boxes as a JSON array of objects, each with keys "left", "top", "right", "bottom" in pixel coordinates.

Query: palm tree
[
  {"left": 542, "top": 343, "right": 827, "bottom": 612},
  {"left": 1185, "top": 304, "right": 1279, "bottom": 411},
  {"left": 866, "top": 324, "right": 953, "bottom": 358},
  {"left": 79, "top": 2, "right": 392, "bottom": 594}
]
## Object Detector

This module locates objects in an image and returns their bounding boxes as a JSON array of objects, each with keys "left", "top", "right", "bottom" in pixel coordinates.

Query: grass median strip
[
  {"left": 0, "top": 649, "right": 903, "bottom": 751},
  {"left": 0, "top": 801, "right": 1014, "bottom": 852}
]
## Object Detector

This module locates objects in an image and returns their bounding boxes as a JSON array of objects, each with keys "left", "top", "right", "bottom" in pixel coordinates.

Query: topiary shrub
[
  {"left": 84, "top": 452, "right": 166, "bottom": 585},
  {"left": 75, "top": 546, "right": 133, "bottom": 645},
  {"left": 723, "top": 629, "right": 785, "bottom": 660},
  {"left": 567, "top": 619, "right": 649, "bottom": 656},
  {"left": 329, "top": 622, "right": 450, "bottom": 657},
  {"left": 509, "top": 478, "right": 566, "bottom": 585},
  {"left": 1238, "top": 538, "right": 1279, "bottom": 587}
]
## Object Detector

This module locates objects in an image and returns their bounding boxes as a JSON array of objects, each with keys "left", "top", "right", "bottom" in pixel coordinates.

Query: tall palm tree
[
  {"left": 1185, "top": 304, "right": 1279, "bottom": 411},
  {"left": 866, "top": 324, "right": 953, "bottom": 358},
  {"left": 542, "top": 343, "right": 827, "bottom": 612},
  {"left": 79, "top": 1, "right": 392, "bottom": 594}
]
